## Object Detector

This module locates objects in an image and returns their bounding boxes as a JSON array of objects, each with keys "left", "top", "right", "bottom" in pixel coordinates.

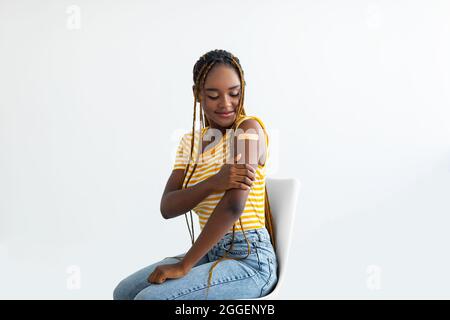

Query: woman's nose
[{"left": 220, "top": 95, "right": 233, "bottom": 107}]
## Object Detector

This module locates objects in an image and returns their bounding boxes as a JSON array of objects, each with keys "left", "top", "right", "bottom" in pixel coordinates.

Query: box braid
[{"left": 177, "top": 49, "right": 276, "bottom": 299}]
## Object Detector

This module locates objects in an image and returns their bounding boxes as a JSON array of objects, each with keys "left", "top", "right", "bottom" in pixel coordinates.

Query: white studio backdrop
[{"left": 0, "top": 0, "right": 449, "bottom": 299}]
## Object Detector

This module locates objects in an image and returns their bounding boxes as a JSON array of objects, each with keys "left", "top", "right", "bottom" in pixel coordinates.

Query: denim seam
[
  {"left": 259, "top": 257, "right": 273, "bottom": 297},
  {"left": 221, "top": 249, "right": 261, "bottom": 274},
  {"left": 169, "top": 271, "right": 259, "bottom": 300},
  {"left": 222, "top": 236, "right": 259, "bottom": 247},
  {"left": 220, "top": 240, "right": 258, "bottom": 254},
  {"left": 255, "top": 245, "right": 262, "bottom": 272}
]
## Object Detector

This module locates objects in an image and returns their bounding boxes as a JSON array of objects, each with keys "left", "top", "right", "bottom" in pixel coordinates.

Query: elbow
[
  {"left": 160, "top": 209, "right": 169, "bottom": 220},
  {"left": 160, "top": 209, "right": 171, "bottom": 220},
  {"left": 225, "top": 202, "right": 245, "bottom": 217},
  {"left": 223, "top": 192, "right": 247, "bottom": 217},
  {"left": 160, "top": 199, "right": 170, "bottom": 220}
]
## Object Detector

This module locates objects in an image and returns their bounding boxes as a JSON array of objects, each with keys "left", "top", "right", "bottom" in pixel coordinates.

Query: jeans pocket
[
  {"left": 221, "top": 233, "right": 258, "bottom": 246},
  {"left": 216, "top": 240, "right": 260, "bottom": 273},
  {"left": 220, "top": 238, "right": 257, "bottom": 255}
]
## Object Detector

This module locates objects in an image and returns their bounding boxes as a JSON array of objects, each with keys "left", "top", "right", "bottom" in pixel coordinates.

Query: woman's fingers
[
  {"left": 231, "top": 182, "right": 250, "bottom": 190},
  {"left": 148, "top": 268, "right": 163, "bottom": 284},
  {"left": 234, "top": 164, "right": 256, "bottom": 180},
  {"left": 242, "top": 176, "right": 253, "bottom": 187},
  {"left": 232, "top": 176, "right": 253, "bottom": 188},
  {"left": 235, "top": 164, "right": 256, "bottom": 173},
  {"left": 234, "top": 168, "right": 256, "bottom": 180}
]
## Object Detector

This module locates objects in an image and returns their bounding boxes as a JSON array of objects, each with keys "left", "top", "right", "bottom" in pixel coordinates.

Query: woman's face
[{"left": 194, "top": 64, "right": 242, "bottom": 130}]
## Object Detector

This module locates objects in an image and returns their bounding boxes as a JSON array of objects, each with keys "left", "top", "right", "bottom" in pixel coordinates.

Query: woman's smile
[{"left": 215, "top": 110, "right": 235, "bottom": 118}]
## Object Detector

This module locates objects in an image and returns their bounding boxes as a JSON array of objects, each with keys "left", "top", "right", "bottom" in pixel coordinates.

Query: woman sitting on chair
[{"left": 113, "top": 49, "right": 278, "bottom": 300}]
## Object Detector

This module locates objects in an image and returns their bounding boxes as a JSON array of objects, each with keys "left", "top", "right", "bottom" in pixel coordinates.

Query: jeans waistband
[{"left": 223, "top": 227, "right": 271, "bottom": 243}]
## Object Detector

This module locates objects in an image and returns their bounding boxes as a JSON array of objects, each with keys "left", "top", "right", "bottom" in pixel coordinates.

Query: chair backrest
[{"left": 265, "top": 177, "right": 301, "bottom": 296}]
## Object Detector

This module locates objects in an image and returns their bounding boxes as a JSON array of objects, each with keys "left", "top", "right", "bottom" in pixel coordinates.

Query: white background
[{"left": 1, "top": 0, "right": 449, "bottom": 299}]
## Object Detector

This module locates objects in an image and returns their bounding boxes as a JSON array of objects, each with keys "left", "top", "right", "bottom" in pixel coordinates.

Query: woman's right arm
[
  {"left": 160, "top": 169, "right": 216, "bottom": 219},
  {"left": 160, "top": 160, "right": 256, "bottom": 219}
]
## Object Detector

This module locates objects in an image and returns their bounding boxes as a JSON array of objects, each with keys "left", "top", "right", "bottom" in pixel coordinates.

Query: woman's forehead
[{"left": 204, "top": 65, "right": 241, "bottom": 89}]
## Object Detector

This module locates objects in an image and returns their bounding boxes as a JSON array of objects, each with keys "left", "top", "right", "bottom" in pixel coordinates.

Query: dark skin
[{"left": 149, "top": 64, "right": 267, "bottom": 284}]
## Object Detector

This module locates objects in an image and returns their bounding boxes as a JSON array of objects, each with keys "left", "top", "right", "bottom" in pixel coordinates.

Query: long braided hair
[{"left": 182, "top": 49, "right": 276, "bottom": 299}]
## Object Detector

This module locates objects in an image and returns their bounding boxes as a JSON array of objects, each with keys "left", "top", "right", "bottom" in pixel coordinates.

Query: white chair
[{"left": 238, "top": 177, "right": 301, "bottom": 300}]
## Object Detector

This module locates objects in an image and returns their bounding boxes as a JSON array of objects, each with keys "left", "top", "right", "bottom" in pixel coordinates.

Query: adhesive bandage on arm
[{"left": 236, "top": 133, "right": 259, "bottom": 141}]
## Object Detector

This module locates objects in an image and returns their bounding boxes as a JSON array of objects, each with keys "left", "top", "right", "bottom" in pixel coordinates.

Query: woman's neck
[{"left": 207, "top": 123, "right": 231, "bottom": 136}]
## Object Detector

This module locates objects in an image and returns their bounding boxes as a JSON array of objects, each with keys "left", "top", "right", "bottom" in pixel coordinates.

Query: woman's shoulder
[
  {"left": 235, "top": 114, "right": 267, "bottom": 130},
  {"left": 234, "top": 115, "right": 268, "bottom": 141}
]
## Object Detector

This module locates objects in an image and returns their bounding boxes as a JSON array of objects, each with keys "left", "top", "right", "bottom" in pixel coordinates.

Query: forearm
[
  {"left": 180, "top": 201, "right": 240, "bottom": 271},
  {"left": 161, "top": 176, "right": 216, "bottom": 219}
]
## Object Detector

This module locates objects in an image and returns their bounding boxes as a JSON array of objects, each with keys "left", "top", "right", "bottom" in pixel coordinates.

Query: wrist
[
  {"left": 205, "top": 175, "right": 218, "bottom": 193},
  {"left": 180, "top": 259, "right": 193, "bottom": 274}
]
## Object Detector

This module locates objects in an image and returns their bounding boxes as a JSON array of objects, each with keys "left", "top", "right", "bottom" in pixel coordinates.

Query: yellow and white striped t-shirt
[{"left": 172, "top": 115, "right": 269, "bottom": 233}]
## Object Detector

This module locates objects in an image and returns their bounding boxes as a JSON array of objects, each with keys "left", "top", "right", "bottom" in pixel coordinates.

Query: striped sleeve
[{"left": 172, "top": 133, "right": 191, "bottom": 171}]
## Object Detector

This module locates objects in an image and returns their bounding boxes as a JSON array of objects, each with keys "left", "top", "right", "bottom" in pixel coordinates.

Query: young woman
[{"left": 113, "top": 49, "right": 278, "bottom": 300}]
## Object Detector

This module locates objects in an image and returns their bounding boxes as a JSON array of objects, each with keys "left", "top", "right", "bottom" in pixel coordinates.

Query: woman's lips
[{"left": 215, "top": 111, "right": 235, "bottom": 118}]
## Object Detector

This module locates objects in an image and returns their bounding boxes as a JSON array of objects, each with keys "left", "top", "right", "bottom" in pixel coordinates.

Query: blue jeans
[{"left": 113, "top": 227, "right": 278, "bottom": 300}]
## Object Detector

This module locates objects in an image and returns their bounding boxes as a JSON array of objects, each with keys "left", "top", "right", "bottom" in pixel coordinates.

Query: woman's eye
[{"left": 207, "top": 93, "right": 240, "bottom": 100}]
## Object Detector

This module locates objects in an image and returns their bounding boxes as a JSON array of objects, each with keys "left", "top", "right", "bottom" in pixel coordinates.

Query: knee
[{"left": 113, "top": 278, "right": 133, "bottom": 300}]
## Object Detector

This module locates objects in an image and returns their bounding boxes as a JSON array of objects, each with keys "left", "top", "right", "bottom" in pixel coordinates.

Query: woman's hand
[
  {"left": 209, "top": 154, "right": 256, "bottom": 192},
  {"left": 147, "top": 262, "right": 189, "bottom": 284}
]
